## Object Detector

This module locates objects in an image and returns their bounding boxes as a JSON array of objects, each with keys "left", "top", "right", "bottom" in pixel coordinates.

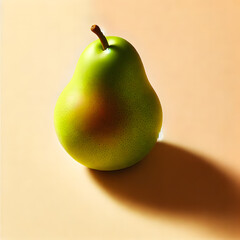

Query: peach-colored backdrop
[{"left": 1, "top": 0, "right": 240, "bottom": 239}]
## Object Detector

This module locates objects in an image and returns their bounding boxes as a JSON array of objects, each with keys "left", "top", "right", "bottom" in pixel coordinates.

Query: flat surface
[{"left": 1, "top": 0, "right": 240, "bottom": 239}]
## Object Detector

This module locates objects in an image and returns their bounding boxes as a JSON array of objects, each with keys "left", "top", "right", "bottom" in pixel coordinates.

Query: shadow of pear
[{"left": 88, "top": 142, "right": 240, "bottom": 221}]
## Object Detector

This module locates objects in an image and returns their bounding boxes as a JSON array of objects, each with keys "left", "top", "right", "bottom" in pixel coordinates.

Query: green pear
[{"left": 54, "top": 25, "right": 162, "bottom": 171}]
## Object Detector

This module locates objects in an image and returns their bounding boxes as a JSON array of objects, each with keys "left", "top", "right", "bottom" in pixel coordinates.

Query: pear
[{"left": 54, "top": 25, "right": 162, "bottom": 171}]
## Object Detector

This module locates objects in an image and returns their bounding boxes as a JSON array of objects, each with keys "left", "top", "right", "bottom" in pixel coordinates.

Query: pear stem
[{"left": 91, "top": 25, "right": 109, "bottom": 50}]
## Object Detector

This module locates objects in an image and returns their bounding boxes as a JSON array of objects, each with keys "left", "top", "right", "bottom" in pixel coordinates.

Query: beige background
[{"left": 1, "top": 0, "right": 240, "bottom": 239}]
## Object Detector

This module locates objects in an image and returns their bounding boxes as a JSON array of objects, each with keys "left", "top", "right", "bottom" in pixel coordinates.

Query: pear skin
[{"left": 54, "top": 25, "right": 162, "bottom": 171}]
